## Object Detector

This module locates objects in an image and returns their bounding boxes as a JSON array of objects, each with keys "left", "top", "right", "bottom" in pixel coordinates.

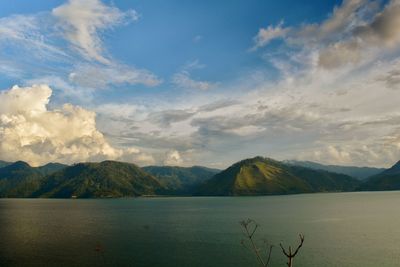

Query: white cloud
[
  {"left": 172, "top": 71, "right": 216, "bottom": 91},
  {"left": 264, "top": 0, "right": 400, "bottom": 70},
  {"left": 163, "top": 150, "right": 183, "bottom": 166},
  {"left": 52, "top": 0, "right": 139, "bottom": 64},
  {"left": 0, "top": 14, "right": 70, "bottom": 65},
  {"left": 0, "top": 1, "right": 160, "bottom": 92},
  {"left": 69, "top": 63, "right": 162, "bottom": 88},
  {"left": 79, "top": 0, "right": 400, "bottom": 168},
  {"left": 0, "top": 85, "right": 153, "bottom": 166},
  {"left": 251, "top": 21, "right": 289, "bottom": 50},
  {"left": 2, "top": 0, "right": 400, "bottom": 169},
  {"left": 172, "top": 60, "right": 217, "bottom": 90},
  {"left": 295, "top": 0, "right": 370, "bottom": 43},
  {"left": 315, "top": 0, "right": 400, "bottom": 69}
]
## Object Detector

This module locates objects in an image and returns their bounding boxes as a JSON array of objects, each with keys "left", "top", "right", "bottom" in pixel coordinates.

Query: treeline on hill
[{"left": 0, "top": 156, "right": 398, "bottom": 198}]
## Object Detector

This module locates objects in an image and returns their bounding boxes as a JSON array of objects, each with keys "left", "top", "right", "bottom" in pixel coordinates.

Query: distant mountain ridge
[
  {"left": 0, "top": 157, "right": 400, "bottom": 198},
  {"left": 285, "top": 160, "right": 385, "bottom": 180},
  {"left": 361, "top": 161, "right": 400, "bottom": 191},
  {"left": 0, "top": 161, "right": 43, "bottom": 197},
  {"left": 143, "top": 165, "right": 220, "bottom": 194},
  {"left": 35, "top": 161, "right": 163, "bottom": 198},
  {"left": 37, "top": 163, "right": 68, "bottom": 176},
  {"left": 0, "top": 160, "right": 11, "bottom": 168},
  {"left": 380, "top": 161, "right": 400, "bottom": 176}
]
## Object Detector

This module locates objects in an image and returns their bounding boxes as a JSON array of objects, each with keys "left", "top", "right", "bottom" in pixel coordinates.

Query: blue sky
[
  {"left": 0, "top": 0, "right": 342, "bottom": 93},
  {"left": 0, "top": 0, "right": 399, "bottom": 168}
]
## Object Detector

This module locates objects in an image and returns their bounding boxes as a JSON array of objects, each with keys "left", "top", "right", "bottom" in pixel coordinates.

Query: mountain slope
[
  {"left": 143, "top": 165, "right": 220, "bottom": 194},
  {"left": 37, "top": 163, "right": 68, "bottom": 176},
  {"left": 35, "top": 161, "right": 164, "bottom": 198},
  {"left": 285, "top": 160, "right": 385, "bottom": 180},
  {"left": 196, "top": 157, "right": 360, "bottom": 196},
  {"left": 0, "top": 161, "right": 44, "bottom": 197},
  {"left": 0, "top": 160, "right": 11, "bottom": 168},
  {"left": 361, "top": 161, "right": 400, "bottom": 191}
]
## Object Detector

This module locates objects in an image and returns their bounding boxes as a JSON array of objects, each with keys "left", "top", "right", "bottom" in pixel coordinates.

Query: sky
[{"left": 0, "top": 0, "right": 399, "bottom": 168}]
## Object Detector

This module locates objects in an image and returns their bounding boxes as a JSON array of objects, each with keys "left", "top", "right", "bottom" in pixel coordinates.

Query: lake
[{"left": 0, "top": 192, "right": 400, "bottom": 267}]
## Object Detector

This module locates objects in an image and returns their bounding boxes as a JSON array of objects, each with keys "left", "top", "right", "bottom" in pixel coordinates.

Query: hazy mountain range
[
  {"left": 0, "top": 157, "right": 398, "bottom": 198},
  {"left": 285, "top": 160, "right": 385, "bottom": 180},
  {"left": 142, "top": 166, "right": 220, "bottom": 194},
  {"left": 360, "top": 161, "right": 400, "bottom": 191}
]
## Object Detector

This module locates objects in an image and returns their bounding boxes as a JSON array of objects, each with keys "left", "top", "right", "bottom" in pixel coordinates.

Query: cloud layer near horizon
[{"left": 0, "top": 85, "right": 154, "bottom": 166}]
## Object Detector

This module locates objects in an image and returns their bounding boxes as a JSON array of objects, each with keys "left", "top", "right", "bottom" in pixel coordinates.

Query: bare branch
[
  {"left": 292, "top": 234, "right": 305, "bottom": 257},
  {"left": 279, "top": 234, "right": 305, "bottom": 267},
  {"left": 265, "top": 244, "right": 273, "bottom": 267},
  {"left": 239, "top": 219, "right": 273, "bottom": 267}
]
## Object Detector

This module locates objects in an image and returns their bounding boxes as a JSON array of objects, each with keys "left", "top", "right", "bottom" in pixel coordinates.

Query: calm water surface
[{"left": 0, "top": 192, "right": 400, "bottom": 267}]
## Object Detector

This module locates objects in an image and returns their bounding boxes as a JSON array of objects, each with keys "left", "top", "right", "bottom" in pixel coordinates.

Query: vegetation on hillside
[
  {"left": 0, "top": 156, "right": 399, "bottom": 198},
  {"left": 195, "top": 157, "right": 361, "bottom": 196},
  {"left": 35, "top": 161, "right": 164, "bottom": 198},
  {"left": 143, "top": 165, "right": 219, "bottom": 194},
  {"left": 0, "top": 161, "right": 43, "bottom": 197},
  {"left": 360, "top": 161, "right": 400, "bottom": 191},
  {"left": 285, "top": 160, "right": 385, "bottom": 180}
]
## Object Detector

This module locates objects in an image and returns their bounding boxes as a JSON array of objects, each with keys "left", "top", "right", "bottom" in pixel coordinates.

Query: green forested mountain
[
  {"left": 195, "top": 157, "right": 360, "bottom": 196},
  {"left": 0, "top": 160, "right": 11, "bottom": 168},
  {"left": 360, "top": 161, "right": 400, "bottom": 191},
  {"left": 34, "top": 161, "right": 164, "bottom": 198},
  {"left": 285, "top": 160, "right": 385, "bottom": 180},
  {"left": 143, "top": 165, "right": 220, "bottom": 194},
  {"left": 1, "top": 157, "right": 398, "bottom": 198},
  {"left": 37, "top": 163, "right": 68, "bottom": 176},
  {"left": 0, "top": 161, "right": 44, "bottom": 197}
]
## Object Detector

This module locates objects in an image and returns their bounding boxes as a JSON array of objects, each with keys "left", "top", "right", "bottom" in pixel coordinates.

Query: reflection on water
[{"left": 1, "top": 192, "right": 400, "bottom": 267}]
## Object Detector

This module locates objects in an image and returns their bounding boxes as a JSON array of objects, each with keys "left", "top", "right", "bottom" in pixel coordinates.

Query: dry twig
[
  {"left": 279, "top": 234, "right": 305, "bottom": 267},
  {"left": 240, "top": 219, "right": 273, "bottom": 267}
]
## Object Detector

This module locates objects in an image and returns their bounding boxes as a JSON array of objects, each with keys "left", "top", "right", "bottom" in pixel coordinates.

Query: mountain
[
  {"left": 285, "top": 160, "right": 385, "bottom": 180},
  {"left": 34, "top": 161, "right": 164, "bottom": 198},
  {"left": 0, "top": 161, "right": 44, "bottom": 197},
  {"left": 195, "top": 157, "right": 360, "bottom": 196},
  {"left": 0, "top": 160, "right": 11, "bottom": 168},
  {"left": 143, "top": 166, "right": 220, "bottom": 194},
  {"left": 379, "top": 161, "right": 400, "bottom": 176},
  {"left": 37, "top": 162, "right": 68, "bottom": 176},
  {"left": 360, "top": 161, "right": 400, "bottom": 191}
]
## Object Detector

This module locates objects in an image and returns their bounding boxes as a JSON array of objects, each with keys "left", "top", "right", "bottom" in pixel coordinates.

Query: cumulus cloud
[
  {"left": 79, "top": 0, "right": 400, "bottom": 168},
  {"left": 3, "top": 0, "right": 400, "bottom": 168},
  {"left": 354, "top": 1, "right": 400, "bottom": 47},
  {"left": 251, "top": 0, "right": 370, "bottom": 52},
  {"left": 53, "top": 0, "right": 138, "bottom": 64},
  {"left": 317, "top": 40, "right": 362, "bottom": 69},
  {"left": 295, "top": 0, "right": 370, "bottom": 43},
  {"left": 316, "top": 0, "right": 400, "bottom": 68},
  {"left": 163, "top": 150, "right": 183, "bottom": 166},
  {"left": 0, "top": 85, "right": 153, "bottom": 166},
  {"left": 254, "top": 0, "right": 400, "bottom": 69}
]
